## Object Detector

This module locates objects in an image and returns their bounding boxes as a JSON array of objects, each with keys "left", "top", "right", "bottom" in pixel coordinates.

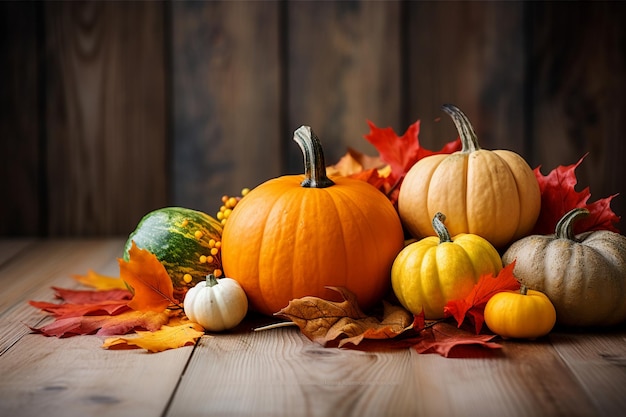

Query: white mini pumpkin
[{"left": 183, "top": 274, "right": 248, "bottom": 331}]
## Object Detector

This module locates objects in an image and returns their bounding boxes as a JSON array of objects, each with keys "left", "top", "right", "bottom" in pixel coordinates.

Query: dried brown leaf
[{"left": 275, "top": 287, "right": 413, "bottom": 347}]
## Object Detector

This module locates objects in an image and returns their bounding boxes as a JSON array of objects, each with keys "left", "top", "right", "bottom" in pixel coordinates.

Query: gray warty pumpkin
[{"left": 502, "top": 208, "right": 626, "bottom": 327}]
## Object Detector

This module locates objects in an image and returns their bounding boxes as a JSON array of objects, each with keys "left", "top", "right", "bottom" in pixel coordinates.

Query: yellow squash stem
[{"left": 432, "top": 212, "right": 453, "bottom": 244}]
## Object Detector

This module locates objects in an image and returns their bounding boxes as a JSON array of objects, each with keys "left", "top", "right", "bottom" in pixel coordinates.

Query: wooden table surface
[{"left": 1, "top": 238, "right": 625, "bottom": 417}]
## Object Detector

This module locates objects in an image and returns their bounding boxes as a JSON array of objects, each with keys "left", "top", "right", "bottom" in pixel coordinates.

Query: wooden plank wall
[{"left": 1, "top": 0, "right": 624, "bottom": 237}]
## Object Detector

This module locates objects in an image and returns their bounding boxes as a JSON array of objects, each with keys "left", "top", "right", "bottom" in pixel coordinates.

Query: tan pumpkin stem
[
  {"left": 293, "top": 125, "right": 335, "bottom": 189},
  {"left": 432, "top": 212, "right": 453, "bottom": 244},
  {"left": 555, "top": 208, "right": 590, "bottom": 241},
  {"left": 442, "top": 104, "right": 481, "bottom": 153}
]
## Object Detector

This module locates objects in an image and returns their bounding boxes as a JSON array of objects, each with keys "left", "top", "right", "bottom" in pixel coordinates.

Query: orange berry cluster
[
  {"left": 198, "top": 238, "right": 223, "bottom": 278},
  {"left": 217, "top": 188, "right": 250, "bottom": 226}
]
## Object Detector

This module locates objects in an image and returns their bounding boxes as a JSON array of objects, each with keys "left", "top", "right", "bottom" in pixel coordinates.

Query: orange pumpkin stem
[
  {"left": 432, "top": 212, "right": 453, "bottom": 244},
  {"left": 442, "top": 104, "right": 481, "bottom": 153},
  {"left": 293, "top": 126, "right": 335, "bottom": 189},
  {"left": 555, "top": 208, "right": 590, "bottom": 241}
]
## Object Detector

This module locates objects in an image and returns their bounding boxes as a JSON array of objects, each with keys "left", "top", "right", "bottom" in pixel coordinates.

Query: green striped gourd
[{"left": 123, "top": 207, "right": 223, "bottom": 300}]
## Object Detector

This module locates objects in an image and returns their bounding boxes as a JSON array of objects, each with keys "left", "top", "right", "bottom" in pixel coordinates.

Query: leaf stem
[{"left": 253, "top": 321, "right": 298, "bottom": 332}]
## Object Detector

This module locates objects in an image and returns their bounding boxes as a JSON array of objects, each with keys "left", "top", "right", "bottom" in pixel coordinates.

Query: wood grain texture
[
  {"left": 528, "top": 1, "right": 626, "bottom": 223},
  {"left": 406, "top": 1, "right": 526, "bottom": 154},
  {"left": 44, "top": 1, "right": 167, "bottom": 236},
  {"left": 0, "top": 1, "right": 42, "bottom": 236},
  {"left": 171, "top": 0, "right": 282, "bottom": 212},
  {"left": 167, "top": 327, "right": 418, "bottom": 417},
  {"left": 410, "top": 340, "right": 598, "bottom": 417},
  {"left": 0, "top": 239, "right": 34, "bottom": 267},
  {"left": 0, "top": 334, "right": 194, "bottom": 417},
  {"left": 286, "top": 0, "right": 403, "bottom": 173},
  {"left": 549, "top": 328, "right": 626, "bottom": 417}
]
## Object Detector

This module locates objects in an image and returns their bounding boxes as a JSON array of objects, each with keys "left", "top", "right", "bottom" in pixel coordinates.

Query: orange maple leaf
[
  {"left": 326, "top": 147, "right": 386, "bottom": 177},
  {"left": 118, "top": 241, "right": 177, "bottom": 312}
]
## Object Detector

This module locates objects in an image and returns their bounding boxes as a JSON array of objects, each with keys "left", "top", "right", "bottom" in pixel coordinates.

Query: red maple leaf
[
  {"left": 29, "top": 299, "right": 130, "bottom": 319},
  {"left": 49, "top": 287, "right": 131, "bottom": 304},
  {"left": 332, "top": 119, "right": 461, "bottom": 206},
  {"left": 410, "top": 322, "right": 502, "bottom": 358},
  {"left": 444, "top": 262, "right": 521, "bottom": 334},
  {"left": 30, "top": 310, "right": 171, "bottom": 337},
  {"left": 364, "top": 120, "right": 461, "bottom": 182},
  {"left": 533, "top": 154, "right": 620, "bottom": 235},
  {"left": 28, "top": 287, "right": 132, "bottom": 318}
]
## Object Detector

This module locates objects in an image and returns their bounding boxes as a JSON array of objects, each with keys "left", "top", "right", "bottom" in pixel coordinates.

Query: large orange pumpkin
[
  {"left": 398, "top": 104, "right": 541, "bottom": 248},
  {"left": 221, "top": 126, "right": 405, "bottom": 316}
]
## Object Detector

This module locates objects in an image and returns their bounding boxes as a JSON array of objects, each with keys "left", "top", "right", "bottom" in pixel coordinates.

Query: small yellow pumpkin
[
  {"left": 391, "top": 212, "right": 503, "bottom": 319},
  {"left": 398, "top": 104, "right": 541, "bottom": 248},
  {"left": 183, "top": 274, "right": 248, "bottom": 332},
  {"left": 484, "top": 285, "right": 556, "bottom": 339},
  {"left": 503, "top": 208, "right": 626, "bottom": 327}
]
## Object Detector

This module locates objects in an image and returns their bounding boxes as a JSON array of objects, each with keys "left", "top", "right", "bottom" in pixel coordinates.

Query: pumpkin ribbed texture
[
  {"left": 398, "top": 104, "right": 540, "bottom": 248},
  {"left": 391, "top": 213, "right": 503, "bottom": 319},
  {"left": 484, "top": 286, "right": 556, "bottom": 339},
  {"left": 221, "top": 126, "right": 404, "bottom": 316},
  {"left": 503, "top": 208, "right": 626, "bottom": 327}
]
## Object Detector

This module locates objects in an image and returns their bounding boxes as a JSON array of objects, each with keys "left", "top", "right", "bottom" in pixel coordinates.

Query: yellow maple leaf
[
  {"left": 102, "top": 321, "right": 205, "bottom": 353},
  {"left": 72, "top": 270, "right": 128, "bottom": 290}
]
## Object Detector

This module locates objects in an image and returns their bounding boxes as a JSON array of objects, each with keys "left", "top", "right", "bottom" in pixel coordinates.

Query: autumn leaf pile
[
  {"left": 29, "top": 242, "right": 204, "bottom": 353},
  {"left": 29, "top": 116, "right": 620, "bottom": 357}
]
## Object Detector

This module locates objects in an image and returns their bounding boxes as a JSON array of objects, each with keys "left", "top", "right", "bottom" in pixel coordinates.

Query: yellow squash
[
  {"left": 391, "top": 212, "right": 502, "bottom": 319},
  {"left": 484, "top": 286, "right": 556, "bottom": 339}
]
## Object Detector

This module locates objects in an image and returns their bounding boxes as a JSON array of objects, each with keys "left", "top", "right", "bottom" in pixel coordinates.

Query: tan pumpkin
[
  {"left": 398, "top": 104, "right": 541, "bottom": 248},
  {"left": 502, "top": 208, "right": 626, "bottom": 327}
]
